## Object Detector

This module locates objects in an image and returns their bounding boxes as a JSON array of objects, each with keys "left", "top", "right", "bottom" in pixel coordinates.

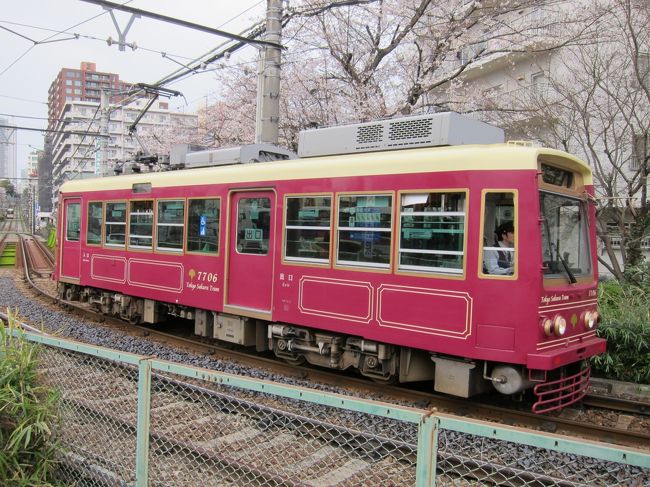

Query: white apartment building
[{"left": 50, "top": 99, "right": 198, "bottom": 200}]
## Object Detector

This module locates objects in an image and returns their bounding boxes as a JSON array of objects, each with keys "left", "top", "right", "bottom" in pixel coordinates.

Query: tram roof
[{"left": 59, "top": 143, "right": 593, "bottom": 193}]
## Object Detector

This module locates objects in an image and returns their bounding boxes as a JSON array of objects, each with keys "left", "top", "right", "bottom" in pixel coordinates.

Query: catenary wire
[{"left": 0, "top": 0, "right": 134, "bottom": 78}]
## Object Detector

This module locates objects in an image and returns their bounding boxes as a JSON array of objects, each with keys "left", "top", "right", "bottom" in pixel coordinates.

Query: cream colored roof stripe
[{"left": 60, "top": 144, "right": 593, "bottom": 193}]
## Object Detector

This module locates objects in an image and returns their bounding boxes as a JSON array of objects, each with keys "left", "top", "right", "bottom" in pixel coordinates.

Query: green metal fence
[{"left": 15, "top": 330, "right": 650, "bottom": 486}]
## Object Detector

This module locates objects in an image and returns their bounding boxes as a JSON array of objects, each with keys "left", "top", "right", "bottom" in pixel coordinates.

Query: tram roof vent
[
  {"left": 172, "top": 144, "right": 296, "bottom": 169},
  {"left": 297, "top": 112, "right": 504, "bottom": 158}
]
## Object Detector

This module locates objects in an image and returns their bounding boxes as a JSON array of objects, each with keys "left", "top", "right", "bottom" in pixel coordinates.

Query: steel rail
[
  {"left": 10, "top": 246, "right": 650, "bottom": 451},
  {"left": 582, "top": 394, "right": 650, "bottom": 416}
]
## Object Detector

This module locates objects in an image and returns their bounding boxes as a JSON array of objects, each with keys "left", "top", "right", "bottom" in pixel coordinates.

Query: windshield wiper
[
  {"left": 556, "top": 247, "right": 577, "bottom": 284},
  {"left": 542, "top": 216, "right": 577, "bottom": 284}
]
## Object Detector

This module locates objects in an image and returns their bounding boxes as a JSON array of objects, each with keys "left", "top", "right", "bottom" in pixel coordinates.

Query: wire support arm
[{"left": 79, "top": 0, "right": 284, "bottom": 50}]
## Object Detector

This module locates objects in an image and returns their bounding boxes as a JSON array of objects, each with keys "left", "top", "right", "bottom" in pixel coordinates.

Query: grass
[
  {"left": 0, "top": 310, "right": 60, "bottom": 486},
  {"left": 591, "top": 279, "right": 650, "bottom": 384}
]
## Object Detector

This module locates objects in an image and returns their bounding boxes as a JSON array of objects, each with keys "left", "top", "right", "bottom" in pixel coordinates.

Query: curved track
[{"left": 12, "top": 237, "right": 650, "bottom": 451}]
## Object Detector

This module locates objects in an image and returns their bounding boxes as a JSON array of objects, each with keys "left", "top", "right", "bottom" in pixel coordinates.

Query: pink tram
[{"left": 54, "top": 114, "right": 605, "bottom": 413}]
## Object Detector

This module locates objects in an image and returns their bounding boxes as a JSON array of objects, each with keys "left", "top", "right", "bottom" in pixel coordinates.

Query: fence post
[
  {"left": 415, "top": 412, "right": 439, "bottom": 486},
  {"left": 135, "top": 358, "right": 152, "bottom": 487}
]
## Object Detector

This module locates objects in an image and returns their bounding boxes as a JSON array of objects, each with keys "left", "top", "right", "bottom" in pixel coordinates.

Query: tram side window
[
  {"left": 285, "top": 196, "right": 331, "bottom": 263},
  {"left": 86, "top": 202, "right": 102, "bottom": 244},
  {"left": 66, "top": 203, "right": 81, "bottom": 242},
  {"left": 399, "top": 192, "right": 466, "bottom": 274},
  {"left": 157, "top": 200, "right": 185, "bottom": 252},
  {"left": 105, "top": 202, "right": 126, "bottom": 247},
  {"left": 481, "top": 192, "right": 516, "bottom": 277},
  {"left": 337, "top": 194, "right": 392, "bottom": 267},
  {"left": 236, "top": 198, "right": 271, "bottom": 255},
  {"left": 129, "top": 200, "right": 153, "bottom": 249},
  {"left": 187, "top": 198, "right": 220, "bottom": 253}
]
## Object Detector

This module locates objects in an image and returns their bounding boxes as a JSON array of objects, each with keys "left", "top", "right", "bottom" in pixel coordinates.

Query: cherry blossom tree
[
  {"left": 204, "top": 0, "right": 591, "bottom": 150},
  {"left": 475, "top": 0, "right": 649, "bottom": 279}
]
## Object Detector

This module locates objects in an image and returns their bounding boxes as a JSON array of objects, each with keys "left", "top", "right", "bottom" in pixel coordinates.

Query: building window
[
  {"left": 531, "top": 71, "right": 547, "bottom": 96},
  {"left": 87, "top": 202, "right": 103, "bottom": 245},
  {"left": 481, "top": 192, "right": 516, "bottom": 277},
  {"left": 105, "top": 202, "right": 126, "bottom": 247},
  {"left": 66, "top": 203, "right": 81, "bottom": 242},
  {"left": 236, "top": 198, "right": 270, "bottom": 255},
  {"left": 399, "top": 192, "right": 466, "bottom": 274},
  {"left": 129, "top": 200, "right": 153, "bottom": 249},
  {"left": 337, "top": 194, "right": 392, "bottom": 268},
  {"left": 157, "top": 200, "right": 184, "bottom": 252},
  {"left": 187, "top": 198, "right": 220, "bottom": 253},
  {"left": 285, "top": 195, "right": 331, "bottom": 263},
  {"left": 459, "top": 41, "right": 487, "bottom": 64}
]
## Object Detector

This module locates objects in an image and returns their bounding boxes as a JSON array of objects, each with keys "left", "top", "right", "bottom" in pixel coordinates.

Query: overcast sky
[{"left": 0, "top": 0, "right": 267, "bottom": 176}]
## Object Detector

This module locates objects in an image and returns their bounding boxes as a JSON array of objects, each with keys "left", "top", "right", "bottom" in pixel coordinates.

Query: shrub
[
  {"left": 591, "top": 280, "right": 650, "bottom": 384},
  {"left": 0, "top": 311, "right": 60, "bottom": 486}
]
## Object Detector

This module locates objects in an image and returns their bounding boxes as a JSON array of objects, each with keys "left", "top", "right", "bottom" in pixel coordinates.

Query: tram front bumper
[{"left": 526, "top": 336, "right": 607, "bottom": 370}]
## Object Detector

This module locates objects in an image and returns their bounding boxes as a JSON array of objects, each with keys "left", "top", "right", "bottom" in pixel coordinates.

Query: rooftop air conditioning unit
[{"left": 297, "top": 112, "right": 504, "bottom": 158}]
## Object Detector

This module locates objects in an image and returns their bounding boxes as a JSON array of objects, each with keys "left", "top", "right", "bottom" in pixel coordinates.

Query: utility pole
[
  {"left": 99, "top": 90, "right": 110, "bottom": 177},
  {"left": 255, "top": 0, "right": 283, "bottom": 145}
]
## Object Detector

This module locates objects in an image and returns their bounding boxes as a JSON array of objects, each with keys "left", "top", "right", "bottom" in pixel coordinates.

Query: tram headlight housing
[
  {"left": 542, "top": 318, "right": 554, "bottom": 337},
  {"left": 553, "top": 315, "right": 567, "bottom": 336},
  {"left": 583, "top": 310, "right": 598, "bottom": 329}
]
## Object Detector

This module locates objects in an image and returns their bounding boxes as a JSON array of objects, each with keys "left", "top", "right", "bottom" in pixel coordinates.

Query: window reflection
[
  {"left": 157, "top": 200, "right": 184, "bottom": 251},
  {"left": 285, "top": 196, "right": 331, "bottom": 262},
  {"left": 237, "top": 198, "right": 271, "bottom": 255},
  {"left": 187, "top": 199, "right": 220, "bottom": 253},
  {"left": 399, "top": 192, "right": 465, "bottom": 274},
  {"left": 105, "top": 202, "right": 126, "bottom": 246},
  {"left": 337, "top": 195, "right": 392, "bottom": 267}
]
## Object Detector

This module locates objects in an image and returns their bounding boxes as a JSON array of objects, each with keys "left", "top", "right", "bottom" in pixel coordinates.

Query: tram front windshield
[{"left": 540, "top": 192, "right": 591, "bottom": 281}]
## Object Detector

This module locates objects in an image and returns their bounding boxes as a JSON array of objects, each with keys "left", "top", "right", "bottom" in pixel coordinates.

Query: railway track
[
  {"left": 39, "top": 344, "right": 419, "bottom": 485},
  {"left": 12, "top": 235, "right": 650, "bottom": 452},
  {"left": 582, "top": 393, "right": 650, "bottom": 416},
  {"left": 21, "top": 235, "right": 54, "bottom": 277},
  {"left": 38, "top": 342, "right": 634, "bottom": 487}
]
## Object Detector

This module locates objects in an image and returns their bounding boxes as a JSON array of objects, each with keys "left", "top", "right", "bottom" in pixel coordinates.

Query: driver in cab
[{"left": 484, "top": 221, "right": 514, "bottom": 275}]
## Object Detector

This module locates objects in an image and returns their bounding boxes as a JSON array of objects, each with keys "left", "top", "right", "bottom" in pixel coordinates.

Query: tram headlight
[
  {"left": 553, "top": 315, "right": 567, "bottom": 336},
  {"left": 542, "top": 318, "right": 554, "bottom": 337},
  {"left": 583, "top": 310, "right": 598, "bottom": 329}
]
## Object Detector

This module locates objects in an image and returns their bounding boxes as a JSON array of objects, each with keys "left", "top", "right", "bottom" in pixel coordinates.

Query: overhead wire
[
  {"left": 0, "top": 93, "right": 47, "bottom": 105},
  {"left": 0, "top": 112, "right": 72, "bottom": 124},
  {"left": 0, "top": 19, "right": 198, "bottom": 63},
  {"left": 0, "top": 0, "right": 135, "bottom": 79}
]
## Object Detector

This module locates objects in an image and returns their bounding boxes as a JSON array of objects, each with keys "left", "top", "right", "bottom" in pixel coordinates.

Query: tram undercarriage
[{"left": 58, "top": 281, "right": 586, "bottom": 409}]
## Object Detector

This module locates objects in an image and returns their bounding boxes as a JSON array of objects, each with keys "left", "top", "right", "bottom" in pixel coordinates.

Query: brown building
[{"left": 47, "top": 62, "right": 131, "bottom": 130}]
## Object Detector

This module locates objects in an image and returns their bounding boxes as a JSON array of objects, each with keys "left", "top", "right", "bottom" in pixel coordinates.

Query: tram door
[
  {"left": 60, "top": 198, "right": 82, "bottom": 280},
  {"left": 226, "top": 191, "right": 275, "bottom": 312}
]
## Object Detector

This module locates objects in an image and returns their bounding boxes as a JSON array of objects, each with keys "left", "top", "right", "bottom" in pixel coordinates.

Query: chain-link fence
[{"left": 19, "top": 331, "right": 650, "bottom": 486}]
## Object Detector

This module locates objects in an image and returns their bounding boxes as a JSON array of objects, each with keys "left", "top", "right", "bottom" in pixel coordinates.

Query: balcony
[
  {"left": 453, "top": 8, "right": 563, "bottom": 80},
  {"left": 608, "top": 235, "right": 650, "bottom": 250}
]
